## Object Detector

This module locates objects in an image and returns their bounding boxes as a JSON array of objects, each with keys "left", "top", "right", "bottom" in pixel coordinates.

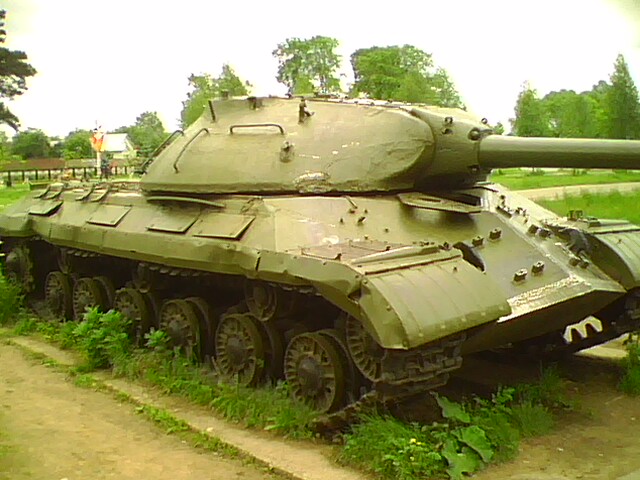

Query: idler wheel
[
  {"left": 93, "top": 276, "right": 116, "bottom": 310},
  {"left": 284, "top": 332, "right": 346, "bottom": 413},
  {"left": 185, "top": 296, "right": 216, "bottom": 358},
  {"left": 214, "top": 312, "right": 265, "bottom": 386},
  {"left": 113, "top": 288, "right": 153, "bottom": 344},
  {"left": 72, "top": 277, "right": 107, "bottom": 321},
  {"left": 44, "top": 271, "right": 73, "bottom": 320},
  {"left": 159, "top": 299, "right": 201, "bottom": 360},
  {"left": 345, "top": 316, "right": 384, "bottom": 381}
]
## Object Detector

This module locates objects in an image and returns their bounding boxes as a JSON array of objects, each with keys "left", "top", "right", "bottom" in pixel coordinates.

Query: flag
[{"left": 91, "top": 128, "right": 106, "bottom": 152}]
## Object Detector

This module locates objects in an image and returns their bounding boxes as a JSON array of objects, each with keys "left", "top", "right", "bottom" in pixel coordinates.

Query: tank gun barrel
[{"left": 478, "top": 135, "right": 640, "bottom": 170}]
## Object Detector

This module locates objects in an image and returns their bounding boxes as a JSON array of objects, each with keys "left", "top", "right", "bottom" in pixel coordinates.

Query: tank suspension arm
[
  {"left": 478, "top": 135, "right": 640, "bottom": 170},
  {"left": 173, "top": 128, "right": 210, "bottom": 173},
  {"left": 229, "top": 123, "right": 285, "bottom": 135}
]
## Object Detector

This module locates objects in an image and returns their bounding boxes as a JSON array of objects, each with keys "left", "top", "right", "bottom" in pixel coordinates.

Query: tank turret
[{"left": 140, "top": 96, "right": 640, "bottom": 194}]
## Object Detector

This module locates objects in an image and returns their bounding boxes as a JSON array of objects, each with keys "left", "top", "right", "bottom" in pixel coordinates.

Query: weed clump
[
  {"left": 21, "top": 307, "right": 315, "bottom": 438},
  {"left": 71, "top": 308, "right": 133, "bottom": 370},
  {"left": 341, "top": 370, "right": 568, "bottom": 480},
  {"left": 620, "top": 333, "right": 640, "bottom": 395},
  {"left": 0, "top": 267, "right": 22, "bottom": 326}
]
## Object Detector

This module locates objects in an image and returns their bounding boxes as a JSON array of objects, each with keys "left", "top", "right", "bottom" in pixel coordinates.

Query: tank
[{"left": 3, "top": 96, "right": 640, "bottom": 422}]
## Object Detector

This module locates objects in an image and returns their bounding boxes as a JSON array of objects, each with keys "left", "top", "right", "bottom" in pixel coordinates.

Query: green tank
[{"left": 3, "top": 96, "right": 640, "bottom": 420}]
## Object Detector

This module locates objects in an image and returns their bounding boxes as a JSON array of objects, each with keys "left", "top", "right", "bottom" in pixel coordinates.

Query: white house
[{"left": 102, "top": 133, "right": 137, "bottom": 161}]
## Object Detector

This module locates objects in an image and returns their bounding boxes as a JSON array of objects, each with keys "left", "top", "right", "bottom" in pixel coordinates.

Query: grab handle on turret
[
  {"left": 137, "top": 129, "right": 184, "bottom": 174},
  {"left": 173, "top": 128, "right": 210, "bottom": 173}
]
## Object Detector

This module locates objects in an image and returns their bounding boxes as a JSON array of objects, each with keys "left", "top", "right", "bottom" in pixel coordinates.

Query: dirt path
[
  {"left": 0, "top": 343, "right": 276, "bottom": 480},
  {"left": 4, "top": 336, "right": 640, "bottom": 480},
  {"left": 467, "top": 354, "right": 640, "bottom": 480}
]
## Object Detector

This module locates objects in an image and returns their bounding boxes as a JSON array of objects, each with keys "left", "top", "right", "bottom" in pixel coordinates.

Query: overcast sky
[{"left": 3, "top": 0, "right": 640, "bottom": 137}]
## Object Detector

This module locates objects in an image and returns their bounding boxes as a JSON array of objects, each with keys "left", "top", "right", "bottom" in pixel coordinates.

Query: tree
[
  {"left": 118, "top": 111, "right": 167, "bottom": 158},
  {"left": 350, "top": 45, "right": 463, "bottom": 107},
  {"left": 493, "top": 122, "right": 505, "bottom": 135},
  {"left": 0, "top": 131, "right": 12, "bottom": 162},
  {"left": 11, "top": 128, "right": 50, "bottom": 159},
  {"left": 62, "top": 129, "right": 93, "bottom": 160},
  {"left": 0, "top": 9, "right": 36, "bottom": 130},
  {"left": 541, "top": 89, "right": 605, "bottom": 138},
  {"left": 180, "top": 64, "right": 251, "bottom": 128},
  {"left": 510, "top": 83, "right": 552, "bottom": 137},
  {"left": 273, "top": 36, "right": 341, "bottom": 95},
  {"left": 604, "top": 54, "right": 640, "bottom": 139}
]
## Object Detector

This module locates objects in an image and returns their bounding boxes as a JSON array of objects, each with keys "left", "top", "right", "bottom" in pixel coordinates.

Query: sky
[{"left": 3, "top": 0, "right": 640, "bottom": 138}]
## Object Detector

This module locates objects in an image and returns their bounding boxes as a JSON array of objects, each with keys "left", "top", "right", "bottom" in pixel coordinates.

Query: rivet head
[
  {"left": 569, "top": 257, "right": 580, "bottom": 266},
  {"left": 532, "top": 261, "right": 545, "bottom": 274},
  {"left": 489, "top": 228, "right": 502, "bottom": 240},
  {"left": 513, "top": 269, "right": 528, "bottom": 282},
  {"left": 580, "top": 259, "right": 590, "bottom": 269},
  {"left": 472, "top": 235, "right": 484, "bottom": 247}
]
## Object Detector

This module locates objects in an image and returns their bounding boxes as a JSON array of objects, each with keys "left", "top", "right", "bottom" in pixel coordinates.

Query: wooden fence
[{"left": 0, "top": 158, "right": 135, "bottom": 184}]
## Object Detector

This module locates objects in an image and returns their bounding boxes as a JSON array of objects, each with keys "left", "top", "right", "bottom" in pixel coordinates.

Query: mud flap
[{"left": 357, "top": 255, "right": 511, "bottom": 349}]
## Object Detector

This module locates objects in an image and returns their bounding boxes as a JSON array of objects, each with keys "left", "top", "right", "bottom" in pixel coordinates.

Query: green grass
[
  {"left": 0, "top": 272, "right": 22, "bottom": 326},
  {"left": 340, "top": 383, "right": 563, "bottom": 480},
  {"left": 0, "top": 184, "right": 29, "bottom": 211},
  {"left": 620, "top": 334, "right": 640, "bottom": 395},
  {"left": 537, "top": 191, "right": 640, "bottom": 225},
  {"left": 490, "top": 169, "right": 640, "bottom": 190}
]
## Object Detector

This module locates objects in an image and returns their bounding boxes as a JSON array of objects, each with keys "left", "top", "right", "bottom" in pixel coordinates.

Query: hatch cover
[
  {"left": 191, "top": 213, "right": 254, "bottom": 239},
  {"left": 147, "top": 212, "right": 198, "bottom": 233},
  {"left": 28, "top": 200, "right": 63, "bottom": 216},
  {"left": 87, "top": 205, "right": 131, "bottom": 226}
]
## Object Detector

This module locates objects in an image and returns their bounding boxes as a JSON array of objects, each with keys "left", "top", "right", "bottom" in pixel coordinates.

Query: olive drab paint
[{"left": 4, "top": 96, "right": 640, "bottom": 415}]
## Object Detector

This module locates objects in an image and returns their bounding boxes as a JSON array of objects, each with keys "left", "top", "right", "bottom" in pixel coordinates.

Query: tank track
[
  {"left": 7, "top": 241, "right": 466, "bottom": 431},
  {"left": 312, "top": 334, "right": 465, "bottom": 433}
]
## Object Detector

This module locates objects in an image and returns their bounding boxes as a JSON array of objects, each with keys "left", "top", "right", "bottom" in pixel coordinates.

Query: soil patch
[{"left": 0, "top": 343, "right": 276, "bottom": 480}]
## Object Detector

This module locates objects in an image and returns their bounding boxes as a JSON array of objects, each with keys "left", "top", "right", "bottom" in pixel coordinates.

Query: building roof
[{"left": 103, "top": 133, "right": 134, "bottom": 153}]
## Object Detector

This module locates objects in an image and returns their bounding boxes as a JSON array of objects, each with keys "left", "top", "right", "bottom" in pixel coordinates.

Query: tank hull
[{"left": 2, "top": 182, "right": 637, "bottom": 355}]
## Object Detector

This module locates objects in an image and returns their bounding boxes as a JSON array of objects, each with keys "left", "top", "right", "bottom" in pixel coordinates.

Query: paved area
[{"left": 518, "top": 181, "right": 640, "bottom": 201}]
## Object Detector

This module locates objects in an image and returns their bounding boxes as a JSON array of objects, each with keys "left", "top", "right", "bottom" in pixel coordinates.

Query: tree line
[
  {"left": 2, "top": 15, "right": 640, "bottom": 163},
  {"left": 511, "top": 54, "right": 640, "bottom": 140}
]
